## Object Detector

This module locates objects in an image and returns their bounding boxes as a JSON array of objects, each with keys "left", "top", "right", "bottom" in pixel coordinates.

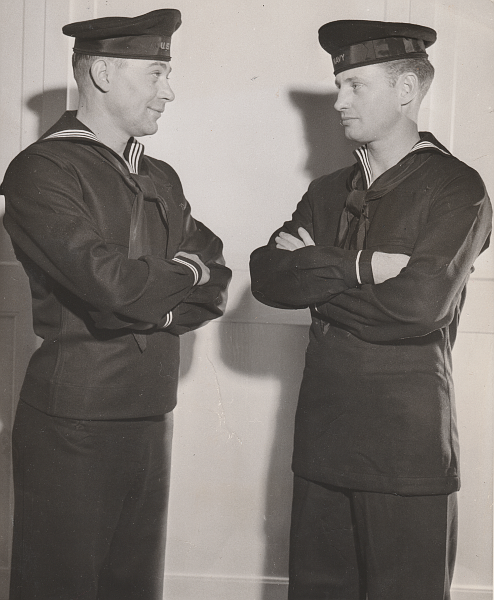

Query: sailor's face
[
  {"left": 107, "top": 59, "right": 175, "bottom": 138},
  {"left": 334, "top": 63, "right": 402, "bottom": 145}
]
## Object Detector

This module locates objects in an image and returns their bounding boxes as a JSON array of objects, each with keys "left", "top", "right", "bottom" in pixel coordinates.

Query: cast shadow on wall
[
  {"left": 219, "top": 297, "right": 308, "bottom": 598},
  {"left": 220, "top": 90, "right": 355, "bottom": 599},
  {"left": 26, "top": 88, "right": 70, "bottom": 141},
  {"left": 289, "top": 90, "right": 356, "bottom": 180}
]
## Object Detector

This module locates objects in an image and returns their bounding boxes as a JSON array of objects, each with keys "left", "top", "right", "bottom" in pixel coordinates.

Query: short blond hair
[{"left": 380, "top": 58, "right": 435, "bottom": 101}]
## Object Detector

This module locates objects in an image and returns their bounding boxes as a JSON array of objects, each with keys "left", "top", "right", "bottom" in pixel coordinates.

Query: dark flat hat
[
  {"left": 319, "top": 20, "right": 436, "bottom": 75},
  {"left": 62, "top": 9, "right": 182, "bottom": 61}
]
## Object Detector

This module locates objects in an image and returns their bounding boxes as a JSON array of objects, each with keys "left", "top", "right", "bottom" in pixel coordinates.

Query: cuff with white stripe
[
  {"left": 157, "top": 311, "right": 173, "bottom": 329},
  {"left": 355, "top": 250, "right": 363, "bottom": 284},
  {"left": 358, "top": 250, "right": 374, "bottom": 285},
  {"left": 172, "top": 256, "right": 202, "bottom": 286}
]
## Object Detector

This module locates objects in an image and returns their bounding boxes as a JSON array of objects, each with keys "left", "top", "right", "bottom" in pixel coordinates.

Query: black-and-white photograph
[{"left": 0, "top": 1, "right": 492, "bottom": 599}]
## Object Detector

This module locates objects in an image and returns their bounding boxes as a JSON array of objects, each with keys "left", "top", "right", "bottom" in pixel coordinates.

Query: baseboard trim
[
  {"left": 1, "top": 570, "right": 491, "bottom": 600},
  {"left": 164, "top": 574, "right": 493, "bottom": 600},
  {"left": 452, "top": 588, "right": 493, "bottom": 600},
  {"left": 164, "top": 573, "right": 287, "bottom": 600}
]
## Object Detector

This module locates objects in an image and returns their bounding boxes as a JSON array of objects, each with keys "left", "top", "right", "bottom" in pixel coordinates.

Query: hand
[
  {"left": 175, "top": 251, "right": 210, "bottom": 285},
  {"left": 371, "top": 252, "right": 410, "bottom": 284},
  {"left": 275, "top": 227, "right": 315, "bottom": 251}
]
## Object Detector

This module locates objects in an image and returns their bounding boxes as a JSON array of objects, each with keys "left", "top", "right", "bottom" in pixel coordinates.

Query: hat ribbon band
[
  {"left": 333, "top": 37, "right": 426, "bottom": 71},
  {"left": 73, "top": 34, "right": 172, "bottom": 60}
]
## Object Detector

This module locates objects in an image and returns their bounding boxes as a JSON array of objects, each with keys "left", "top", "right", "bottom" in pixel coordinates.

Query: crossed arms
[
  {"left": 3, "top": 148, "right": 231, "bottom": 337},
  {"left": 275, "top": 227, "right": 410, "bottom": 284},
  {"left": 250, "top": 172, "right": 491, "bottom": 343}
]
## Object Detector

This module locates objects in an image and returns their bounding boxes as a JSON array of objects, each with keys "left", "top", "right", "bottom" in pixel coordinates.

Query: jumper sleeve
[
  {"left": 2, "top": 150, "right": 223, "bottom": 327},
  {"left": 90, "top": 199, "right": 230, "bottom": 333},
  {"left": 250, "top": 186, "right": 365, "bottom": 309},
  {"left": 166, "top": 265, "right": 231, "bottom": 335},
  {"left": 315, "top": 170, "right": 492, "bottom": 342},
  {"left": 165, "top": 201, "right": 231, "bottom": 334}
]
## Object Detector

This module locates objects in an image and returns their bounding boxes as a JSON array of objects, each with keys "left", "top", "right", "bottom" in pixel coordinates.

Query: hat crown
[
  {"left": 318, "top": 19, "right": 436, "bottom": 75},
  {"left": 63, "top": 9, "right": 182, "bottom": 61}
]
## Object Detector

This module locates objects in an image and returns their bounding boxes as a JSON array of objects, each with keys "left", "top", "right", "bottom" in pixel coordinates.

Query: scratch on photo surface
[{"left": 205, "top": 349, "right": 242, "bottom": 445}]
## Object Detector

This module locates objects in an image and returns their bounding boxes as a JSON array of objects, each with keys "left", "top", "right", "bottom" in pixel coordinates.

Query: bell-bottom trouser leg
[{"left": 288, "top": 475, "right": 457, "bottom": 600}]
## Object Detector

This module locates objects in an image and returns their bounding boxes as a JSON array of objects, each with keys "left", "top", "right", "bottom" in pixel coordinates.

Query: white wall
[{"left": 1, "top": 1, "right": 492, "bottom": 599}]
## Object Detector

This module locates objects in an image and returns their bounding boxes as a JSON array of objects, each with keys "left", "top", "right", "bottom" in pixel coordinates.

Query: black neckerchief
[{"left": 336, "top": 133, "right": 451, "bottom": 250}]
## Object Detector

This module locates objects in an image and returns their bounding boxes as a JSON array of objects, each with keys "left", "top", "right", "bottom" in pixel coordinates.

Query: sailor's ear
[{"left": 89, "top": 57, "right": 113, "bottom": 93}]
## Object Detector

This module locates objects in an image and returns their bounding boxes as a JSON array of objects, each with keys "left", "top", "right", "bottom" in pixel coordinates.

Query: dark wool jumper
[
  {"left": 250, "top": 133, "right": 491, "bottom": 495},
  {"left": 3, "top": 111, "right": 231, "bottom": 419}
]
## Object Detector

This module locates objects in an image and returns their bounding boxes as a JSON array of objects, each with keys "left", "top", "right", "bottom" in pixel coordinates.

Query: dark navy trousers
[
  {"left": 289, "top": 475, "right": 458, "bottom": 600},
  {"left": 9, "top": 400, "right": 173, "bottom": 600}
]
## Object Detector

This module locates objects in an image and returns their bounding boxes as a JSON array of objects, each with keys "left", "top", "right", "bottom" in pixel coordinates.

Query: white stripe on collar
[
  {"left": 42, "top": 129, "right": 145, "bottom": 175},
  {"left": 44, "top": 130, "right": 99, "bottom": 143},
  {"left": 412, "top": 139, "right": 451, "bottom": 155},
  {"left": 354, "top": 146, "right": 372, "bottom": 187},
  {"left": 125, "top": 139, "right": 144, "bottom": 175},
  {"left": 356, "top": 138, "right": 451, "bottom": 188}
]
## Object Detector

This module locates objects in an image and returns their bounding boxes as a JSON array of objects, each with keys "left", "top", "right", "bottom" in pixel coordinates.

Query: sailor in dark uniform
[
  {"left": 250, "top": 19, "right": 492, "bottom": 600},
  {"left": 2, "top": 10, "right": 231, "bottom": 600}
]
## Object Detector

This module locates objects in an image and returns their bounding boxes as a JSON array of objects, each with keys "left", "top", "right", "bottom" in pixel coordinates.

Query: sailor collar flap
[{"left": 353, "top": 132, "right": 452, "bottom": 190}]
